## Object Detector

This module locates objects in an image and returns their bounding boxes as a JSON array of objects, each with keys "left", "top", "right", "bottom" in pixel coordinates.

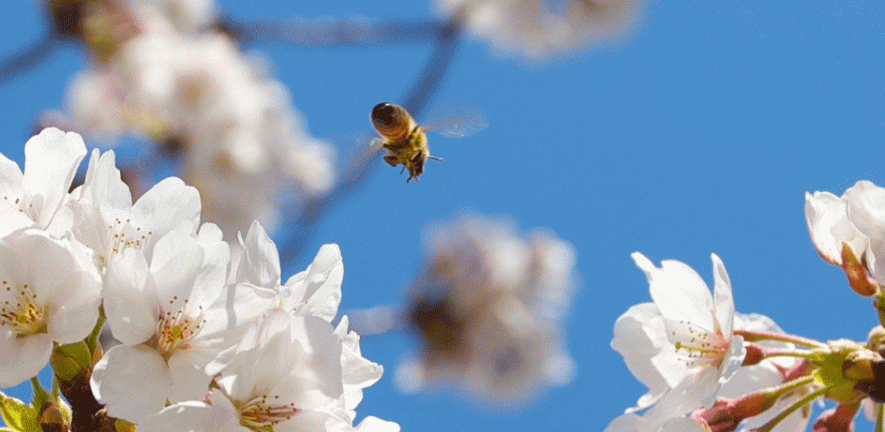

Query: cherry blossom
[
  {"left": 0, "top": 128, "right": 86, "bottom": 237},
  {"left": 0, "top": 230, "right": 101, "bottom": 387}
]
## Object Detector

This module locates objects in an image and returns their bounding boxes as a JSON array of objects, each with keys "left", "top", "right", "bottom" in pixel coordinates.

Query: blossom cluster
[
  {"left": 396, "top": 215, "right": 577, "bottom": 403},
  {"left": 52, "top": 0, "right": 335, "bottom": 240},
  {"left": 436, "top": 0, "right": 642, "bottom": 59},
  {"left": 607, "top": 180, "right": 885, "bottom": 431},
  {"left": 0, "top": 128, "right": 396, "bottom": 431}
]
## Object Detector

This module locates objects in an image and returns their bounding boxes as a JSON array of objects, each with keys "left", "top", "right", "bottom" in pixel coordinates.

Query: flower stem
[
  {"left": 85, "top": 311, "right": 106, "bottom": 355},
  {"left": 751, "top": 385, "right": 827, "bottom": 432},
  {"left": 734, "top": 328, "right": 827, "bottom": 349}
]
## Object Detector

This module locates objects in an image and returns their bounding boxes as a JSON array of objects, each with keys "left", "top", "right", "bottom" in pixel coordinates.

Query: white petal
[
  {"left": 45, "top": 271, "right": 101, "bottom": 344},
  {"left": 632, "top": 252, "right": 714, "bottom": 331},
  {"left": 603, "top": 413, "right": 640, "bottom": 432},
  {"left": 355, "top": 417, "right": 401, "bottom": 432},
  {"left": 274, "top": 410, "right": 339, "bottom": 432},
  {"left": 0, "top": 333, "right": 53, "bottom": 387},
  {"left": 237, "top": 220, "right": 281, "bottom": 288},
  {"left": 22, "top": 128, "right": 86, "bottom": 228},
  {"left": 283, "top": 243, "right": 343, "bottom": 320},
  {"left": 132, "top": 177, "right": 201, "bottom": 258},
  {"left": 0, "top": 152, "right": 23, "bottom": 197},
  {"left": 103, "top": 250, "right": 160, "bottom": 345},
  {"left": 152, "top": 244, "right": 204, "bottom": 309},
  {"left": 81, "top": 149, "right": 132, "bottom": 212},
  {"left": 846, "top": 180, "right": 885, "bottom": 242},
  {"left": 167, "top": 349, "right": 216, "bottom": 403},
  {"left": 711, "top": 254, "right": 735, "bottom": 335},
  {"left": 140, "top": 401, "right": 214, "bottom": 432},
  {"left": 804, "top": 191, "right": 868, "bottom": 264},
  {"left": 611, "top": 303, "right": 681, "bottom": 409},
  {"left": 90, "top": 344, "right": 172, "bottom": 423}
]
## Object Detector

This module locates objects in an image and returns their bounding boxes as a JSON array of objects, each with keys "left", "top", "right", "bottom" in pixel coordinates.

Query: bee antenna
[{"left": 427, "top": 156, "right": 444, "bottom": 161}]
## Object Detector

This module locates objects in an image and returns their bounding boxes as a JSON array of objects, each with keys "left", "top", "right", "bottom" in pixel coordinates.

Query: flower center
[
  {"left": 672, "top": 319, "right": 729, "bottom": 368},
  {"left": 97, "top": 218, "right": 153, "bottom": 268},
  {"left": 151, "top": 297, "right": 203, "bottom": 361},
  {"left": 0, "top": 281, "right": 47, "bottom": 337},
  {"left": 239, "top": 394, "right": 300, "bottom": 429}
]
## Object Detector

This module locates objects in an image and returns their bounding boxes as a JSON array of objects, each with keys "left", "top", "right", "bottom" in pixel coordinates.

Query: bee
[{"left": 370, "top": 102, "right": 486, "bottom": 182}]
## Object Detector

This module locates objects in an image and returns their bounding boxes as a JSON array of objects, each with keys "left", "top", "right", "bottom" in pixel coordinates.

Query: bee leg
[{"left": 383, "top": 155, "right": 399, "bottom": 167}]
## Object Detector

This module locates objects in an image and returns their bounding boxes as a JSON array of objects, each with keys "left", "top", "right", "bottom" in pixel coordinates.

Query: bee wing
[
  {"left": 423, "top": 109, "right": 489, "bottom": 138},
  {"left": 369, "top": 136, "right": 387, "bottom": 147}
]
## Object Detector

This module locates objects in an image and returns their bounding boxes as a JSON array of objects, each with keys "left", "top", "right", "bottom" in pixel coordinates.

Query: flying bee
[{"left": 370, "top": 102, "right": 487, "bottom": 182}]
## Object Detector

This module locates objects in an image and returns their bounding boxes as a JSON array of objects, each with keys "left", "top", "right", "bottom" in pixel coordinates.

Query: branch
[
  {"left": 0, "top": 32, "right": 63, "bottom": 86},
  {"left": 278, "top": 13, "right": 464, "bottom": 267},
  {"left": 225, "top": 16, "right": 444, "bottom": 47}
]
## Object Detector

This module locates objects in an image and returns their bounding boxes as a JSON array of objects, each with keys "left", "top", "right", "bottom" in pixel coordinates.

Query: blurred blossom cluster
[
  {"left": 436, "top": 0, "right": 642, "bottom": 58},
  {"left": 0, "top": 128, "right": 393, "bottom": 431},
  {"left": 52, "top": 0, "right": 335, "bottom": 239},
  {"left": 606, "top": 180, "right": 885, "bottom": 431},
  {"left": 397, "top": 215, "right": 578, "bottom": 403}
]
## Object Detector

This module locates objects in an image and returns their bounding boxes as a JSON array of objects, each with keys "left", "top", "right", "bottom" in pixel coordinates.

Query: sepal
[{"left": 0, "top": 392, "right": 43, "bottom": 432}]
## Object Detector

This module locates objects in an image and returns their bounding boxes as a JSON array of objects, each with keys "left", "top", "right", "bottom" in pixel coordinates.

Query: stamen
[
  {"left": 239, "top": 394, "right": 300, "bottom": 428},
  {"left": 0, "top": 281, "right": 47, "bottom": 337},
  {"left": 671, "top": 318, "right": 729, "bottom": 368},
  {"left": 151, "top": 298, "right": 204, "bottom": 361},
  {"left": 96, "top": 218, "right": 153, "bottom": 269}
]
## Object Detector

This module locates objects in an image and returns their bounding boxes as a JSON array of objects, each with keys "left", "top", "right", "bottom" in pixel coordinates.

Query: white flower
[
  {"left": 232, "top": 222, "right": 381, "bottom": 425},
  {"left": 436, "top": 0, "right": 643, "bottom": 59},
  {"left": 844, "top": 180, "right": 885, "bottom": 282},
  {"left": 150, "top": 310, "right": 348, "bottom": 431},
  {"left": 0, "top": 128, "right": 87, "bottom": 237},
  {"left": 0, "top": 230, "right": 101, "bottom": 387},
  {"left": 611, "top": 253, "right": 745, "bottom": 424},
  {"left": 70, "top": 149, "right": 201, "bottom": 272},
  {"left": 804, "top": 190, "right": 869, "bottom": 265},
  {"left": 235, "top": 221, "right": 343, "bottom": 321},
  {"left": 398, "top": 214, "right": 577, "bottom": 403},
  {"left": 90, "top": 224, "right": 242, "bottom": 423}
]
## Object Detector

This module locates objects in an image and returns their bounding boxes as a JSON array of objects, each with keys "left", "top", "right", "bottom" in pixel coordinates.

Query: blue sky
[{"left": 1, "top": 0, "right": 884, "bottom": 431}]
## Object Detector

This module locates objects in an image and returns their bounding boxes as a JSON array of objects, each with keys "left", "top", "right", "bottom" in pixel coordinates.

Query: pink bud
[{"left": 812, "top": 403, "right": 859, "bottom": 432}]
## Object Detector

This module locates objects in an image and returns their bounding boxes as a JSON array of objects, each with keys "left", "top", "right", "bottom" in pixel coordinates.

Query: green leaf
[{"left": 0, "top": 392, "right": 41, "bottom": 432}]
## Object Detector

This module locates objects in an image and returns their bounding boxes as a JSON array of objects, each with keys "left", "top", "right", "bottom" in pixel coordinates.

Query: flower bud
[
  {"left": 38, "top": 402, "right": 69, "bottom": 432},
  {"left": 842, "top": 349, "right": 881, "bottom": 381},
  {"left": 841, "top": 244, "right": 878, "bottom": 296},
  {"left": 51, "top": 342, "right": 93, "bottom": 381},
  {"left": 695, "top": 390, "right": 780, "bottom": 431},
  {"left": 868, "top": 326, "right": 885, "bottom": 355},
  {"left": 812, "top": 403, "right": 860, "bottom": 432}
]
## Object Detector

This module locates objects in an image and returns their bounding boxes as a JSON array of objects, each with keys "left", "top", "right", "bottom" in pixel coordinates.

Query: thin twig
[
  {"left": 0, "top": 32, "right": 62, "bottom": 85},
  {"left": 279, "top": 14, "right": 464, "bottom": 267},
  {"left": 226, "top": 17, "right": 444, "bottom": 47}
]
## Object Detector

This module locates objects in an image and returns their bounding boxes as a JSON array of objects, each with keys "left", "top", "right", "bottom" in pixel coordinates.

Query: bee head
[{"left": 371, "top": 102, "right": 411, "bottom": 138}]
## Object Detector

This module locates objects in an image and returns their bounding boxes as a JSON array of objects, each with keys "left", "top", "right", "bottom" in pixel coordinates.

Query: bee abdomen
[{"left": 371, "top": 102, "right": 413, "bottom": 141}]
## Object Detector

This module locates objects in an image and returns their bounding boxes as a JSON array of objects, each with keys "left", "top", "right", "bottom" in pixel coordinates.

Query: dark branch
[
  {"left": 0, "top": 32, "right": 63, "bottom": 85},
  {"left": 278, "top": 15, "right": 464, "bottom": 267},
  {"left": 225, "top": 17, "right": 444, "bottom": 47}
]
